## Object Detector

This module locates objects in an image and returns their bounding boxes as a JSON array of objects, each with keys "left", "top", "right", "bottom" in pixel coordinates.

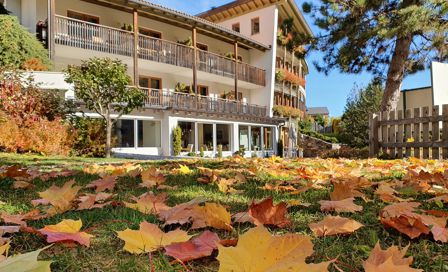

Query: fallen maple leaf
[
  {"left": 363, "top": 242, "right": 423, "bottom": 272},
  {"left": 39, "top": 219, "right": 93, "bottom": 247},
  {"left": 190, "top": 203, "right": 233, "bottom": 231},
  {"left": 85, "top": 175, "right": 117, "bottom": 193},
  {"left": 0, "top": 246, "right": 52, "bottom": 271},
  {"left": 319, "top": 198, "right": 363, "bottom": 213},
  {"left": 77, "top": 193, "right": 114, "bottom": 210},
  {"left": 124, "top": 192, "right": 170, "bottom": 215},
  {"left": 232, "top": 212, "right": 254, "bottom": 224},
  {"left": 1, "top": 210, "right": 43, "bottom": 226},
  {"left": 216, "top": 225, "right": 330, "bottom": 272},
  {"left": 164, "top": 231, "right": 220, "bottom": 262},
  {"left": 381, "top": 202, "right": 420, "bottom": 218},
  {"left": 309, "top": 216, "right": 363, "bottom": 237},
  {"left": 159, "top": 198, "right": 206, "bottom": 226},
  {"left": 330, "top": 181, "right": 365, "bottom": 201},
  {"left": 248, "top": 198, "right": 291, "bottom": 228},
  {"left": 35, "top": 180, "right": 81, "bottom": 215},
  {"left": 117, "top": 221, "right": 191, "bottom": 254},
  {"left": 140, "top": 168, "right": 165, "bottom": 188},
  {"left": 12, "top": 180, "right": 34, "bottom": 189},
  {"left": 176, "top": 165, "right": 193, "bottom": 175}
]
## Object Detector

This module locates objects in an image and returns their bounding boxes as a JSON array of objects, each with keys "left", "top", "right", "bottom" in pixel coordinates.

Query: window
[
  {"left": 138, "top": 120, "right": 161, "bottom": 147},
  {"left": 217, "top": 124, "right": 231, "bottom": 151},
  {"left": 196, "top": 42, "right": 208, "bottom": 51},
  {"left": 232, "top": 23, "right": 240, "bottom": 33},
  {"left": 67, "top": 10, "right": 99, "bottom": 24},
  {"left": 251, "top": 17, "right": 260, "bottom": 35},
  {"left": 198, "top": 123, "right": 213, "bottom": 151},
  {"left": 239, "top": 126, "right": 249, "bottom": 151},
  {"left": 113, "top": 120, "right": 135, "bottom": 148},
  {"left": 251, "top": 127, "right": 262, "bottom": 151},
  {"left": 263, "top": 127, "right": 273, "bottom": 150},
  {"left": 198, "top": 85, "right": 209, "bottom": 96},
  {"left": 139, "top": 76, "right": 162, "bottom": 90},
  {"left": 179, "top": 122, "right": 195, "bottom": 152},
  {"left": 139, "top": 27, "right": 162, "bottom": 39}
]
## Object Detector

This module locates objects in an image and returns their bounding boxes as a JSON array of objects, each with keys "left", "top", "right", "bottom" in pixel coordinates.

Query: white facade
[{"left": 3, "top": 0, "right": 313, "bottom": 158}]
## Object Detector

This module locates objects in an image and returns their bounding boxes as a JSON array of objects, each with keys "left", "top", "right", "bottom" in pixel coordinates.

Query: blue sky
[{"left": 152, "top": 0, "right": 432, "bottom": 116}]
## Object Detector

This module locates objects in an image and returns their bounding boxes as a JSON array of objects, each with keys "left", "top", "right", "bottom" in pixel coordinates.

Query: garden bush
[
  {"left": 172, "top": 126, "right": 182, "bottom": 156},
  {"left": 70, "top": 117, "right": 108, "bottom": 157},
  {"left": 300, "top": 129, "right": 338, "bottom": 143}
]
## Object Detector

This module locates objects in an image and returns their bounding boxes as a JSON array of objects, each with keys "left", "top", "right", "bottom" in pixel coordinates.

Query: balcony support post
[
  {"left": 234, "top": 42, "right": 239, "bottom": 101},
  {"left": 133, "top": 9, "right": 139, "bottom": 86},
  {"left": 192, "top": 27, "right": 198, "bottom": 95},
  {"left": 48, "top": 0, "right": 55, "bottom": 60}
]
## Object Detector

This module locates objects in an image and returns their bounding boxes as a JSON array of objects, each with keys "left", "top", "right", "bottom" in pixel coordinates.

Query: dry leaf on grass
[
  {"left": 0, "top": 246, "right": 52, "bottom": 272},
  {"left": 330, "top": 181, "right": 365, "bottom": 201},
  {"left": 164, "top": 231, "right": 220, "bottom": 262},
  {"left": 124, "top": 192, "right": 170, "bottom": 215},
  {"left": 309, "top": 215, "right": 363, "bottom": 237},
  {"left": 319, "top": 198, "right": 363, "bottom": 213},
  {"left": 0, "top": 210, "right": 43, "bottom": 226},
  {"left": 77, "top": 192, "right": 115, "bottom": 210},
  {"left": 117, "top": 221, "right": 191, "bottom": 254},
  {"left": 140, "top": 168, "right": 165, "bottom": 188},
  {"left": 216, "top": 226, "right": 331, "bottom": 272},
  {"left": 363, "top": 242, "right": 423, "bottom": 272},
  {"left": 34, "top": 180, "right": 81, "bottom": 215},
  {"left": 158, "top": 198, "right": 206, "bottom": 226},
  {"left": 190, "top": 203, "right": 233, "bottom": 231},
  {"left": 85, "top": 175, "right": 117, "bottom": 193},
  {"left": 39, "top": 219, "right": 93, "bottom": 247},
  {"left": 248, "top": 197, "right": 291, "bottom": 228}
]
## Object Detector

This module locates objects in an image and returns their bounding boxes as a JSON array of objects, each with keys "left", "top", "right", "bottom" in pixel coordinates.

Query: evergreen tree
[
  {"left": 0, "top": 3, "right": 9, "bottom": 15},
  {"left": 303, "top": 0, "right": 447, "bottom": 111},
  {"left": 340, "top": 81, "right": 383, "bottom": 147}
]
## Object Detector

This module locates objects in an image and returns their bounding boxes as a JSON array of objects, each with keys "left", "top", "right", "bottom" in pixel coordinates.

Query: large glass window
[
  {"left": 179, "top": 122, "right": 195, "bottom": 152},
  {"left": 263, "top": 127, "right": 273, "bottom": 150},
  {"left": 251, "top": 127, "right": 262, "bottom": 151},
  {"left": 113, "top": 120, "right": 135, "bottom": 148},
  {"left": 138, "top": 120, "right": 161, "bottom": 147},
  {"left": 198, "top": 123, "right": 213, "bottom": 151},
  {"left": 216, "top": 124, "right": 231, "bottom": 151},
  {"left": 239, "top": 126, "right": 249, "bottom": 151}
]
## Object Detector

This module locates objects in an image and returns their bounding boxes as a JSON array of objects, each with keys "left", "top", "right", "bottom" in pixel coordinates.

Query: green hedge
[{"left": 300, "top": 129, "right": 339, "bottom": 143}]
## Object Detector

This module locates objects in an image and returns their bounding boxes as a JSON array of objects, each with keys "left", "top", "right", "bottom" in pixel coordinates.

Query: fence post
[
  {"left": 381, "top": 111, "right": 388, "bottom": 156},
  {"left": 369, "top": 113, "right": 379, "bottom": 157},
  {"left": 432, "top": 105, "right": 440, "bottom": 159},
  {"left": 405, "top": 109, "right": 412, "bottom": 157},
  {"left": 388, "top": 111, "right": 396, "bottom": 158},
  {"left": 422, "top": 106, "right": 430, "bottom": 159},
  {"left": 443, "top": 105, "right": 448, "bottom": 159},
  {"left": 413, "top": 108, "right": 421, "bottom": 159},
  {"left": 397, "top": 110, "right": 403, "bottom": 159}
]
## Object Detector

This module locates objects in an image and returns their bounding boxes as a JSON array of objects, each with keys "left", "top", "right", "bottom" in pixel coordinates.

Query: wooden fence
[{"left": 369, "top": 105, "right": 448, "bottom": 159}]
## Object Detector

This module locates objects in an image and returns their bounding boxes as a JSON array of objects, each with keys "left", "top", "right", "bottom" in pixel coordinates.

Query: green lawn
[{"left": 0, "top": 153, "right": 447, "bottom": 271}]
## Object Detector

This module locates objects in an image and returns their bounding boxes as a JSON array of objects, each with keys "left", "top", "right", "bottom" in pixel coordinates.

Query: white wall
[{"left": 432, "top": 61, "right": 448, "bottom": 107}]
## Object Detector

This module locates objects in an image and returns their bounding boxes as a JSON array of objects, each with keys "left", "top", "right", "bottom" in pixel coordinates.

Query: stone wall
[{"left": 299, "top": 134, "right": 340, "bottom": 158}]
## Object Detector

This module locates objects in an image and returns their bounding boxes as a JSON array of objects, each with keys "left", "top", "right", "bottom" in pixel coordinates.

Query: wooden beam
[
  {"left": 133, "top": 9, "right": 139, "bottom": 86},
  {"left": 192, "top": 27, "right": 198, "bottom": 95},
  {"left": 48, "top": 0, "right": 55, "bottom": 60},
  {"left": 234, "top": 42, "right": 239, "bottom": 100}
]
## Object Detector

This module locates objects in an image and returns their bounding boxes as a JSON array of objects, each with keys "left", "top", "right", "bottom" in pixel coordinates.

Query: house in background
[
  {"left": 307, "top": 107, "right": 330, "bottom": 133},
  {"left": 3, "top": 0, "right": 313, "bottom": 158},
  {"left": 397, "top": 62, "right": 448, "bottom": 112}
]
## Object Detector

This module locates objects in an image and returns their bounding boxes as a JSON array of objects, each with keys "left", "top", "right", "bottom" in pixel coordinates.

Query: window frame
[
  {"left": 139, "top": 27, "right": 162, "bottom": 39},
  {"left": 67, "top": 10, "right": 100, "bottom": 24},
  {"left": 232, "top": 22, "right": 240, "bottom": 33},
  {"left": 139, "top": 76, "right": 163, "bottom": 90},
  {"left": 251, "top": 17, "right": 260, "bottom": 35},
  {"left": 196, "top": 42, "right": 209, "bottom": 51}
]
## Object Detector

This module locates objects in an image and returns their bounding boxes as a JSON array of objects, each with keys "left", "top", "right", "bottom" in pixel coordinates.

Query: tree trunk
[
  {"left": 381, "top": 0, "right": 417, "bottom": 111},
  {"left": 105, "top": 114, "right": 112, "bottom": 158}
]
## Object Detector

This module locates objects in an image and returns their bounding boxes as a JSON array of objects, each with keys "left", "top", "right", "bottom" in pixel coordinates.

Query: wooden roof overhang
[{"left": 81, "top": 0, "right": 270, "bottom": 51}]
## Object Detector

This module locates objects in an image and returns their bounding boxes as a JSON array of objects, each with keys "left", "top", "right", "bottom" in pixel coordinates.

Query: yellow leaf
[
  {"left": 124, "top": 192, "right": 169, "bottom": 215},
  {"left": 191, "top": 203, "right": 233, "bottom": 231},
  {"left": 177, "top": 165, "right": 192, "bottom": 175},
  {"left": 0, "top": 246, "right": 52, "bottom": 272},
  {"left": 217, "top": 226, "right": 330, "bottom": 272},
  {"left": 0, "top": 242, "right": 10, "bottom": 261},
  {"left": 37, "top": 180, "right": 81, "bottom": 214},
  {"left": 363, "top": 242, "right": 422, "bottom": 272},
  {"left": 117, "top": 221, "right": 191, "bottom": 254}
]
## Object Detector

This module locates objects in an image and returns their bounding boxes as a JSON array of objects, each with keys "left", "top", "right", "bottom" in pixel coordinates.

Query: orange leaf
[
  {"left": 319, "top": 198, "right": 363, "bottom": 213},
  {"left": 1, "top": 210, "right": 43, "bottom": 227},
  {"left": 159, "top": 198, "right": 206, "bottom": 226},
  {"left": 86, "top": 175, "right": 117, "bottom": 193},
  {"left": 39, "top": 219, "right": 93, "bottom": 247},
  {"left": 330, "top": 181, "right": 365, "bottom": 201},
  {"left": 309, "top": 215, "right": 363, "bottom": 237},
  {"left": 248, "top": 197, "right": 291, "bottom": 228},
  {"left": 140, "top": 168, "right": 166, "bottom": 188},
  {"left": 164, "top": 231, "right": 220, "bottom": 262},
  {"left": 124, "top": 192, "right": 170, "bottom": 215},
  {"left": 77, "top": 192, "right": 114, "bottom": 210},
  {"left": 363, "top": 242, "right": 423, "bottom": 272},
  {"left": 35, "top": 180, "right": 81, "bottom": 215}
]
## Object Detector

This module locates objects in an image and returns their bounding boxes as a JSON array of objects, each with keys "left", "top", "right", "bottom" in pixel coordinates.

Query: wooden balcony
[
  {"left": 54, "top": 15, "right": 266, "bottom": 86},
  {"left": 141, "top": 88, "right": 268, "bottom": 118}
]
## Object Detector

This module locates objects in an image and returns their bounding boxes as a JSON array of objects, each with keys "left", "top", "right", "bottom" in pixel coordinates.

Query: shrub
[
  {"left": 0, "top": 16, "right": 51, "bottom": 69},
  {"left": 217, "top": 144, "right": 223, "bottom": 158},
  {"left": 70, "top": 117, "right": 108, "bottom": 157},
  {"left": 277, "top": 139, "right": 284, "bottom": 158},
  {"left": 300, "top": 129, "right": 338, "bottom": 143},
  {"left": 172, "top": 126, "right": 182, "bottom": 156},
  {"left": 199, "top": 146, "right": 205, "bottom": 158},
  {"left": 273, "top": 105, "right": 303, "bottom": 119}
]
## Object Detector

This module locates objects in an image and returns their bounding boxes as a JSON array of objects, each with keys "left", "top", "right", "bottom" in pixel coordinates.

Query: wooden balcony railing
[
  {"left": 141, "top": 88, "right": 268, "bottom": 118},
  {"left": 54, "top": 16, "right": 266, "bottom": 86}
]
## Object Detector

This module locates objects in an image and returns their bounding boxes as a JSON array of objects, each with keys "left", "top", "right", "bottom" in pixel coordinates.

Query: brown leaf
[
  {"left": 159, "top": 198, "right": 206, "bottom": 226},
  {"left": 86, "top": 175, "right": 117, "bottom": 193},
  {"left": 363, "top": 242, "right": 423, "bottom": 272},
  {"left": 248, "top": 197, "right": 291, "bottom": 228},
  {"left": 164, "top": 231, "right": 220, "bottom": 262},
  {"left": 319, "top": 198, "right": 363, "bottom": 213},
  {"left": 1, "top": 210, "right": 43, "bottom": 226},
  {"left": 77, "top": 192, "right": 114, "bottom": 210},
  {"left": 124, "top": 192, "right": 170, "bottom": 215},
  {"left": 140, "top": 168, "right": 166, "bottom": 188},
  {"left": 330, "top": 181, "right": 365, "bottom": 201},
  {"left": 12, "top": 180, "right": 34, "bottom": 189},
  {"left": 309, "top": 215, "right": 363, "bottom": 237},
  {"left": 380, "top": 202, "right": 420, "bottom": 218},
  {"left": 35, "top": 180, "right": 81, "bottom": 215}
]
